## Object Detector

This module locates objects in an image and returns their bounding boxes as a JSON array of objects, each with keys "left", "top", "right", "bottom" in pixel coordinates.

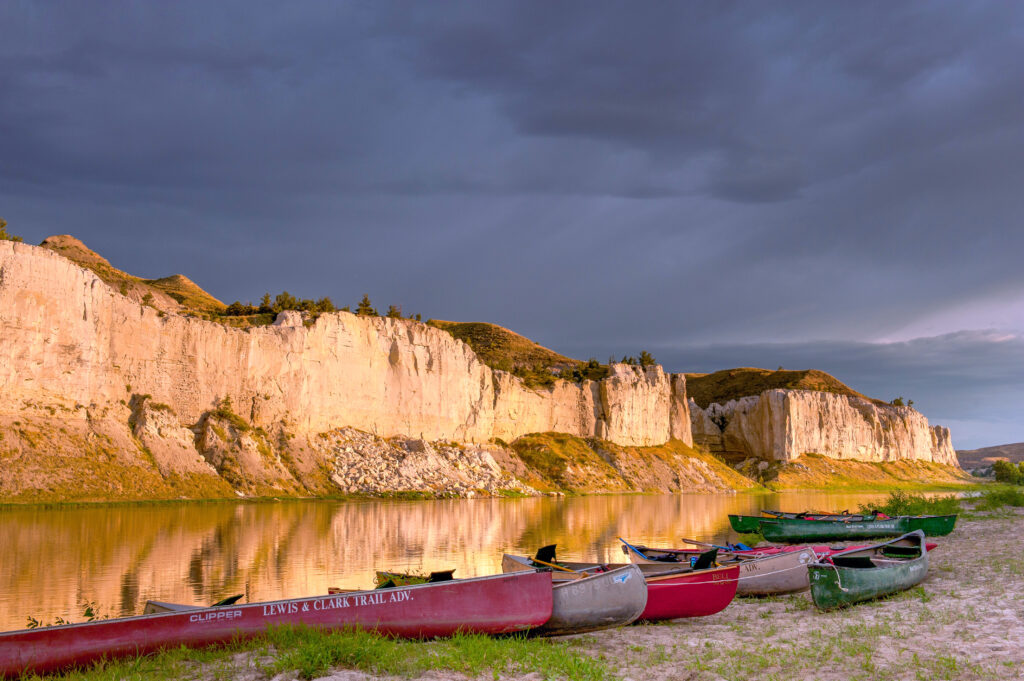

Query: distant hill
[
  {"left": 39, "top": 235, "right": 225, "bottom": 315},
  {"left": 685, "top": 367, "right": 882, "bottom": 409},
  {"left": 957, "top": 442, "right": 1024, "bottom": 469}
]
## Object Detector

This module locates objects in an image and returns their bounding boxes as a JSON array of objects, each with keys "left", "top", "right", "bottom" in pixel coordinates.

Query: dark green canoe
[
  {"left": 757, "top": 514, "right": 957, "bottom": 542},
  {"left": 759, "top": 516, "right": 904, "bottom": 542},
  {"left": 902, "top": 514, "right": 957, "bottom": 536},
  {"left": 808, "top": 530, "right": 928, "bottom": 610},
  {"left": 727, "top": 514, "right": 765, "bottom": 533}
]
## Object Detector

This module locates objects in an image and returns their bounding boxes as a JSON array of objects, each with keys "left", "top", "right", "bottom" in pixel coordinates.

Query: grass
[
  {"left": 972, "top": 486, "right": 1024, "bottom": 511},
  {"left": 508, "top": 433, "right": 759, "bottom": 494},
  {"left": 769, "top": 454, "right": 975, "bottom": 492},
  {"left": 736, "top": 530, "right": 765, "bottom": 547},
  {"left": 857, "top": 490, "right": 961, "bottom": 516},
  {"left": 21, "top": 627, "right": 613, "bottom": 681},
  {"left": 39, "top": 235, "right": 225, "bottom": 315},
  {"left": 685, "top": 367, "right": 879, "bottom": 409}
]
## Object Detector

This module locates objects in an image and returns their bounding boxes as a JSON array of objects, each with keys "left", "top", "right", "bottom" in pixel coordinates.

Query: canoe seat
[
  {"left": 534, "top": 544, "right": 558, "bottom": 564},
  {"left": 212, "top": 594, "right": 244, "bottom": 607},
  {"left": 692, "top": 549, "right": 718, "bottom": 570},
  {"left": 832, "top": 556, "right": 877, "bottom": 569}
]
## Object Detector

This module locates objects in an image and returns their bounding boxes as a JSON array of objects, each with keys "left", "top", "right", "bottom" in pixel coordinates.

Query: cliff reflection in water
[{"left": 0, "top": 492, "right": 888, "bottom": 632}]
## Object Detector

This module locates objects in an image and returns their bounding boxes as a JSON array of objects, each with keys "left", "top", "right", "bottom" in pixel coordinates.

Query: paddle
[
  {"left": 680, "top": 537, "right": 742, "bottom": 555},
  {"left": 529, "top": 556, "right": 580, "bottom": 573}
]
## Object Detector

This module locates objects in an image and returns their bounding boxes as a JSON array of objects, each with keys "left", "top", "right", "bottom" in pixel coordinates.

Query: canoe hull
[
  {"left": 760, "top": 517, "right": 907, "bottom": 542},
  {"left": 734, "top": 549, "right": 817, "bottom": 595},
  {"left": 728, "top": 514, "right": 764, "bottom": 533},
  {"left": 903, "top": 514, "right": 957, "bottom": 536},
  {"left": 0, "top": 572, "right": 553, "bottom": 679},
  {"left": 540, "top": 565, "right": 648, "bottom": 636},
  {"left": 624, "top": 546, "right": 817, "bottom": 595},
  {"left": 502, "top": 555, "right": 738, "bottom": 620},
  {"left": 808, "top": 531, "right": 929, "bottom": 610},
  {"left": 640, "top": 565, "right": 739, "bottom": 620}
]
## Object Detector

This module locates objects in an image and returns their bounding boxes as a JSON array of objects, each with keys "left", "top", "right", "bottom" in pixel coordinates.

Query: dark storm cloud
[{"left": 1, "top": 1, "right": 1022, "bottom": 446}]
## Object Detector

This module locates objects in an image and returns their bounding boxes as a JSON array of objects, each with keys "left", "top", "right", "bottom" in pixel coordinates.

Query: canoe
[
  {"left": 537, "top": 565, "right": 648, "bottom": 636},
  {"left": 759, "top": 514, "right": 957, "bottom": 542},
  {"left": 0, "top": 571, "right": 553, "bottom": 679},
  {"left": 728, "top": 514, "right": 765, "bottom": 533},
  {"left": 502, "top": 551, "right": 739, "bottom": 621},
  {"left": 902, "top": 514, "right": 957, "bottom": 536},
  {"left": 808, "top": 530, "right": 929, "bottom": 610},
  {"left": 731, "top": 513, "right": 957, "bottom": 541},
  {"left": 620, "top": 540, "right": 819, "bottom": 596}
]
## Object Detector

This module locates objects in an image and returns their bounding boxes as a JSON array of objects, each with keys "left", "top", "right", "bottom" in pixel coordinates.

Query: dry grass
[
  {"left": 769, "top": 453, "right": 975, "bottom": 491},
  {"left": 508, "top": 433, "right": 760, "bottom": 493},
  {"left": 427, "top": 320, "right": 578, "bottom": 372},
  {"left": 40, "top": 234, "right": 225, "bottom": 315},
  {"left": 685, "top": 367, "right": 881, "bottom": 409}
]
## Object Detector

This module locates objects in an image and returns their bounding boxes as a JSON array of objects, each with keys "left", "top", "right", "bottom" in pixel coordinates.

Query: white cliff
[
  {"left": 0, "top": 241, "right": 693, "bottom": 498},
  {"left": 690, "top": 389, "right": 957, "bottom": 466}
]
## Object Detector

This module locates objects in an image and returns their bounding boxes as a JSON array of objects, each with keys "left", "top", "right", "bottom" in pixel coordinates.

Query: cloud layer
[{"left": 2, "top": 2, "right": 1021, "bottom": 448}]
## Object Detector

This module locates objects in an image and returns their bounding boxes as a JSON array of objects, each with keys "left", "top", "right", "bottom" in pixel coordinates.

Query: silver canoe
[
  {"left": 501, "top": 557, "right": 648, "bottom": 635},
  {"left": 621, "top": 545, "right": 819, "bottom": 595}
]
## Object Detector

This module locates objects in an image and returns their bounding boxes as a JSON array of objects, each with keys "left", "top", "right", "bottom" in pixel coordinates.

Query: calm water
[{"left": 0, "top": 492, "right": 891, "bottom": 631}]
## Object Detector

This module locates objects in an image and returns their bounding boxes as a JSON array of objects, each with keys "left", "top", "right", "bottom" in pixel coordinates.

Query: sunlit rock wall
[
  {"left": 689, "top": 389, "right": 957, "bottom": 466},
  {"left": 0, "top": 242, "right": 694, "bottom": 499}
]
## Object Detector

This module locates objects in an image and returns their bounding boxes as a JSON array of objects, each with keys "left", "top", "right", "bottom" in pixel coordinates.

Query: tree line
[{"left": 222, "top": 293, "right": 420, "bottom": 321}]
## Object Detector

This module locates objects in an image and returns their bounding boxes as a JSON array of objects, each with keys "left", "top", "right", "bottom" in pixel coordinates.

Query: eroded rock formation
[
  {"left": 0, "top": 241, "right": 694, "bottom": 499},
  {"left": 690, "top": 389, "right": 957, "bottom": 466}
]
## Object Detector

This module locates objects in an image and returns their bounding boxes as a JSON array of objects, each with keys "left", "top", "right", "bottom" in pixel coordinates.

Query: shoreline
[
  {"left": 13, "top": 501, "right": 1021, "bottom": 680},
  {"left": 0, "top": 480, "right": 983, "bottom": 511}
]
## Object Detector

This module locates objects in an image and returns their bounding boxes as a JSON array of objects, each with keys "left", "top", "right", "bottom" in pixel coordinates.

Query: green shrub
[
  {"left": 992, "top": 460, "right": 1024, "bottom": 485},
  {"left": 858, "top": 490, "right": 960, "bottom": 516},
  {"left": 974, "top": 486, "right": 1024, "bottom": 511}
]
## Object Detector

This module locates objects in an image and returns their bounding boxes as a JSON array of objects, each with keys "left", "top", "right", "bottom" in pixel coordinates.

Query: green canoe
[
  {"left": 902, "top": 515, "right": 957, "bottom": 536},
  {"left": 728, "top": 515, "right": 765, "bottom": 533},
  {"left": 759, "top": 516, "right": 904, "bottom": 542},
  {"left": 808, "top": 530, "right": 928, "bottom": 610},
  {"left": 755, "top": 514, "right": 957, "bottom": 542}
]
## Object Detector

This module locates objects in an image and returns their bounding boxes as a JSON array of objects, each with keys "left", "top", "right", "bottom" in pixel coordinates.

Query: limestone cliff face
[
  {"left": 690, "top": 389, "right": 958, "bottom": 466},
  {"left": 0, "top": 241, "right": 693, "bottom": 499},
  {"left": 0, "top": 241, "right": 688, "bottom": 446}
]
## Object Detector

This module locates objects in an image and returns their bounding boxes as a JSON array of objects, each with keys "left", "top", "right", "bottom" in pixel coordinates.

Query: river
[{"left": 0, "top": 491, "right": 894, "bottom": 632}]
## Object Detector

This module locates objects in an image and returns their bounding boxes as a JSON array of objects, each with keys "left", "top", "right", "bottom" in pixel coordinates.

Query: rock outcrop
[
  {"left": 0, "top": 240, "right": 696, "bottom": 500},
  {"left": 690, "top": 389, "right": 957, "bottom": 466},
  {"left": 0, "top": 239, "right": 961, "bottom": 501}
]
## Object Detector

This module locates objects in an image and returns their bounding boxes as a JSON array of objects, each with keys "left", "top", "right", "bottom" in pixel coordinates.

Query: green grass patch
[
  {"left": 737, "top": 530, "right": 765, "bottom": 547},
  {"left": 21, "top": 626, "right": 612, "bottom": 681},
  {"left": 857, "top": 490, "right": 961, "bottom": 516},
  {"left": 972, "top": 486, "right": 1024, "bottom": 511}
]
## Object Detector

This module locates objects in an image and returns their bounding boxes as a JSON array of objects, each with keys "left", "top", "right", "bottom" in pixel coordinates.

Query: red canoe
[
  {"left": 503, "top": 553, "right": 739, "bottom": 621},
  {"left": 638, "top": 564, "right": 739, "bottom": 620},
  {"left": 0, "top": 571, "right": 553, "bottom": 679}
]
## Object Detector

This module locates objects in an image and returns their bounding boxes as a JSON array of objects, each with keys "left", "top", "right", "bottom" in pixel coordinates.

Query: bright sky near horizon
[{"left": 1, "top": 2, "right": 1021, "bottom": 449}]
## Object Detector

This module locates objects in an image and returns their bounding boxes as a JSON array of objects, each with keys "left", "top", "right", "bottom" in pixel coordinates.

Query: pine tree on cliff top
[
  {"left": 0, "top": 218, "right": 24, "bottom": 243},
  {"left": 356, "top": 294, "right": 378, "bottom": 316}
]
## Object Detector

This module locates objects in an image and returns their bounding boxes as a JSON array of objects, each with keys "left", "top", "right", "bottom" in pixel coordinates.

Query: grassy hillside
[
  {"left": 427, "top": 320, "right": 577, "bottom": 372},
  {"left": 506, "top": 433, "right": 760, "bottom": 493},
  {"left": 957, "top": 442, "right": 1024, "bottom": 468},
  {"left": 763, "top": 453, "right": 974, "bottom": 491},
  {"left": 685, "top": 367, "right": 882, "bottom": 409},
  {"left": 40, "top": 235, "right": 225, "bottom": 315}
]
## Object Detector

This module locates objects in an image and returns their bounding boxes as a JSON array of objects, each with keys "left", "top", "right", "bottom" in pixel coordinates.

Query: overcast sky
[{"left": 2, "top": 2, "right": 1021, "bottom": 449}]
